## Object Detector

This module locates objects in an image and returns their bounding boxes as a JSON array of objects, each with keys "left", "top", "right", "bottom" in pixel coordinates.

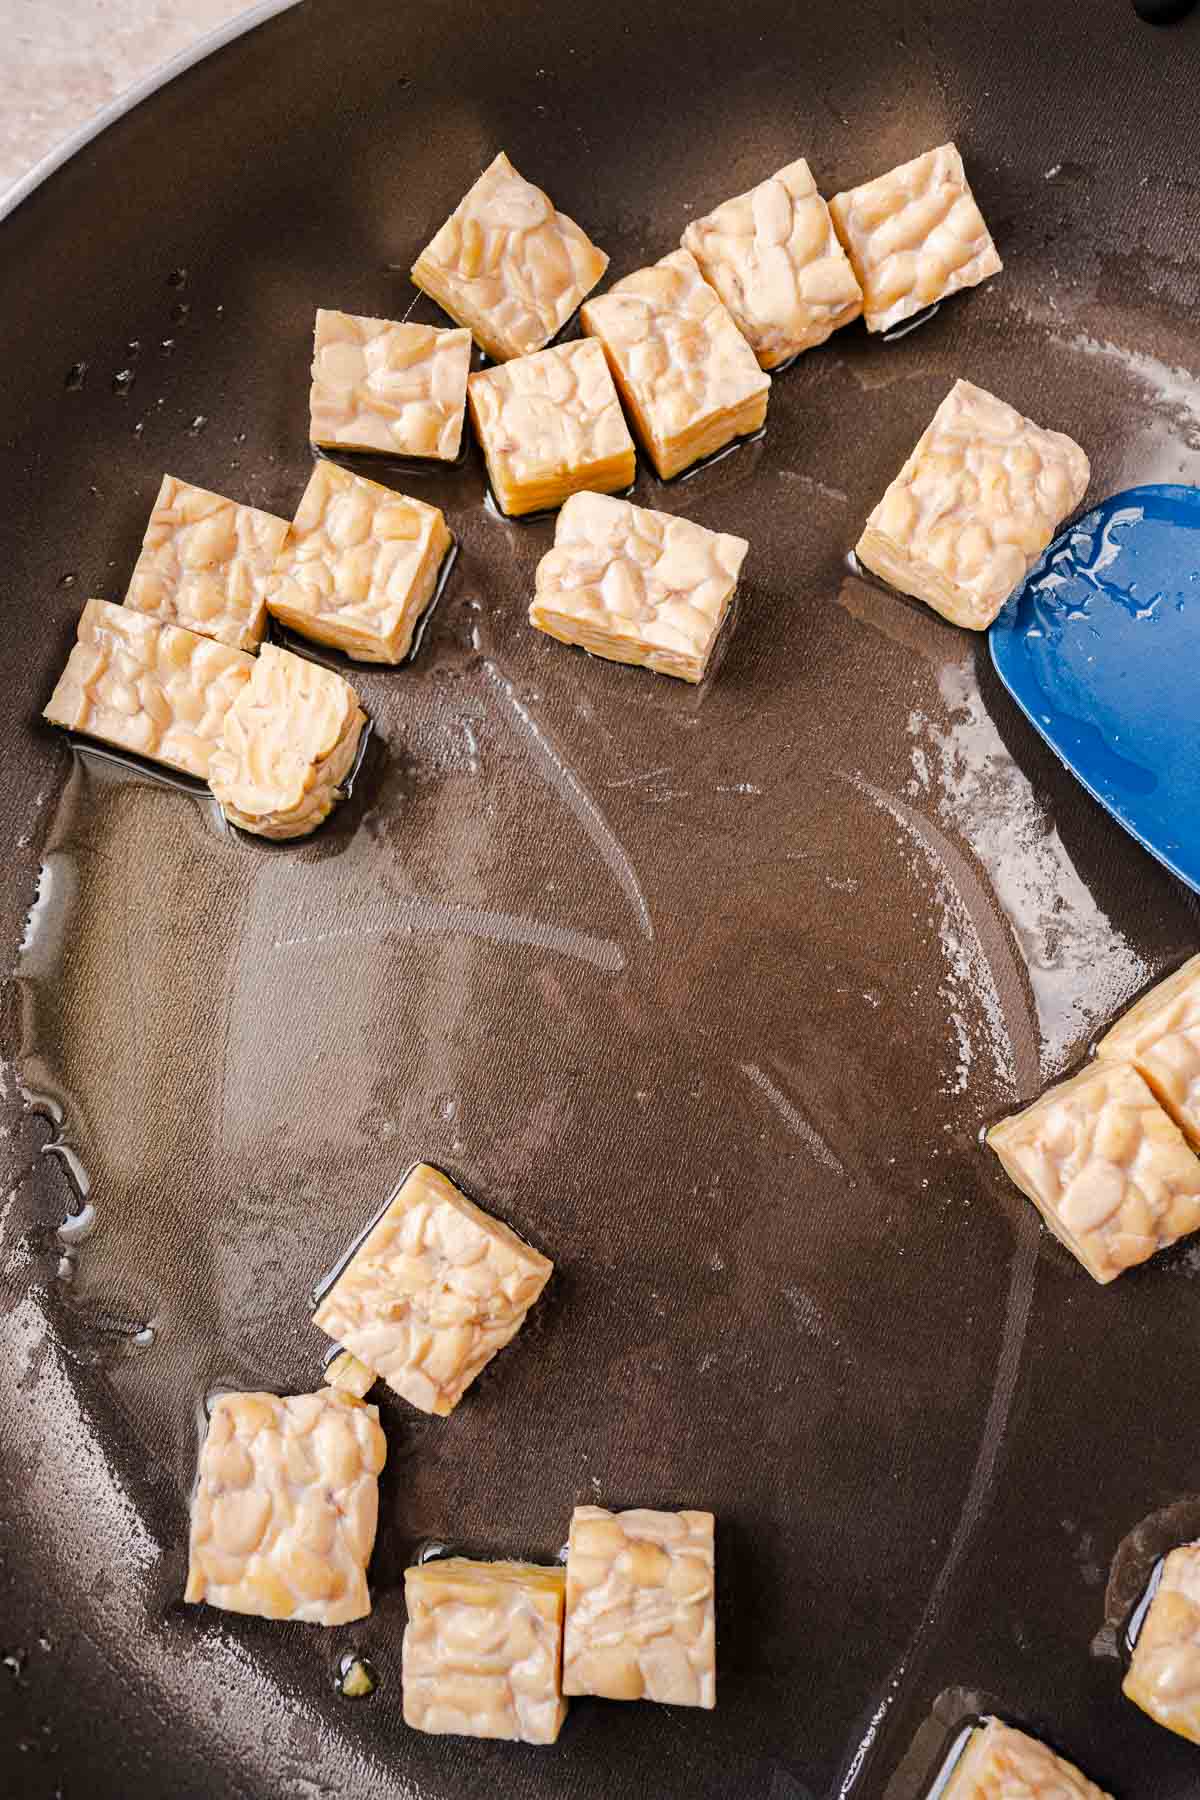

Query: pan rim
[{"left": 0, "top": 0, "right": 303, "bottom": 229}]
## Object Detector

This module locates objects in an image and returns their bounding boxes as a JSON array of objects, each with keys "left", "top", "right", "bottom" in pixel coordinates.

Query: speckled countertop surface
[{"left": 0, "top": 0, "right": 257, "bottom": 197}]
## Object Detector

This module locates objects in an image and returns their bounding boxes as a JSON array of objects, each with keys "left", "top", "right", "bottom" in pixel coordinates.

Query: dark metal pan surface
[{"left": 2, "top": 2, "right": 1200, "bottom": 1795}]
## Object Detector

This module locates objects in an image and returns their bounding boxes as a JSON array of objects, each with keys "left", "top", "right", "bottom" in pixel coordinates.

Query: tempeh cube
[
  {"left": 987, "top": 1060, "right": 1200, "bottom": 1284},
  {"left": 266, "top": 461, "right": 452, "bottom": 663},
  {"left": 855, "top": 379, "right": 1090, "bottom": 629},
  {"left": 44, "top": 597, "right": 253, "bottom": 779},
  {"left": 1097, "top": 956, "right": 1200, "bottom": 1149},
  {"left": 207, "top": 645, "right": 366, "bottom": 841},
  {"left": 312, "top": 1163, "right": 553, "bottom": 1416},
  {"left": 185, "top": 1389, "right": 386, "bottom": 1627},
  {"left": 580, "top": 248, "right": 770, "bottom": 480},
  {"left": 1123, "top": 1542, "right": 1200, "bottom": 1744},
  {"left": 124, "top": 474, "right": 290, "bottom": 652},
  {"left": 828, "top": 142, "right": 1001, "bottom": 334},
  {"left": 529, "top": 490, "right": 748, "bottom": 683},
  {"left": 403, "top": 1558, "right": 567, "bottom": 1744},
  {"left": 411, "top": 152, "right": 608, "bottom": 363},
  {"left": 309, "top": 311, "right": 471, "bottom": 460},
  {"left": 467, "top": 338, "right": 635, "bottom": 516},
  {"left": 563, "top": 1506, "right": 716, "bottom": 1708},
  {"left": 681, "top": 158, "right": 862, "bottom": 368},
  {"left": 941, "top": 1717, "right": 1110, "bottom": 1799}
]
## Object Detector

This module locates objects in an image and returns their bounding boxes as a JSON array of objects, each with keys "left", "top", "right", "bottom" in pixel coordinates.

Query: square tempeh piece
[
  {"left": 580, "top": 248, "right": 770, "bottom": 479},
  {"left": 403, "top": 1558, "right": 567, "bottom": 1744},
  {"left": 856, "top": 379, "right": 1090, "bottom": 630},
  {"left": 941, "top": 1717, "right": 1110, "bottom": 1799},
  {"left": 310, "top": 311, "right": 471, "bottom": 460},
  {"left": 467, "top": 338, "right": 635, "bottom": 516},
  {"left": 987, "top": 1060, "right": 1200, "bottom": 1284},
  {"left": 411, "top": 152, "right": 608, "bottom": 363},
  {"left": 125, "top": 474, "right": 290, "bottom": 652},
  {"left": 1124, "top": 1542, "right": 1200, "bottom": 1743},
  {"left": 1097, "top": 955, "right": 1200, "bottom": 1149},
  {"left": 208, "top": 645, "right": 366, "bottom": 840},
  {"left": 44, "top": 597, "right": 253, "bottom": 779},
  {"left": 828, "top": 142, "right": 1002, "bottom": 334},
  {"left": 563, "top": 1506, "right": 716, "bottom": 1708},
  {"left": 681, "top": 158, "right": 862, "bottom": 368},
  {"left": 529, "top": 490, "right": 749, "bottom": 683},
  {"left": 312, "top": 1163, "right": 553, "bottom": 1416},
  {"left": 185, "top": 1389, "right": 386, "bottom": 1627},
  {"left": 267, "top": 461, "right": 452, "bottom": 663}
]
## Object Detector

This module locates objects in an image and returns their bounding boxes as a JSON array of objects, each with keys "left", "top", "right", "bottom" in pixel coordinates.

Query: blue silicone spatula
[{"left": 989, "top": 483, "right": 1200, "bottom": 895}]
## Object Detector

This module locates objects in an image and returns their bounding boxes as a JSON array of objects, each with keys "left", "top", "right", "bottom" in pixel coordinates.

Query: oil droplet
[
  {"left": 161, "top": 338, "right": 175, "bottom": 355},
  {"left": 167, "top": 267, "right": 187, "bottom": 288},
  {"left": 170, "top": 301, "right": 190, "bottom": 325},
  {"left": 125, "top": 339, "right": 141, "bottom": 360},
  {"left": 133, "top": 423, "right": 145, "bottom": 438},
  {"left": 414, "top": 1539, "right": 453, "bottom": 1565},
  {"left": 58, "top": 573, "right": 76, "bottom": 589},
  {"left": 64, "top": 362, "right": 87, "bottom": 392},
  {"left": 187, "top": 415, "right": 207, "bottom": 436},
  {"left": 112, "top": 369, "right": 134, "bottom": 397},
  {"left": 336, "top": 1652, "right": 377, "bottom": 1699}
]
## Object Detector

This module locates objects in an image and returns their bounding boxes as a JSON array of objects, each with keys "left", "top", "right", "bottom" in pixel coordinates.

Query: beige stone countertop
[{"left": 0, "top": 0, "right": 274, "bottom": 201}]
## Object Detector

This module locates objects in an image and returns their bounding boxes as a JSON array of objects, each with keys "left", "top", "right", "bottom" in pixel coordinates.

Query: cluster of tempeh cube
[
  {"left": 185, "top": 1165, "right": 714, "bottom": 1746},
  {"left": 45, "top": 141, "right": 1070, "bottom": 818},
  {"left": 41, "top": 456, "right": 460, "bottom": 838},
  {"left": 988, "top": 954, "right": 1200, "bottom": 1284}
]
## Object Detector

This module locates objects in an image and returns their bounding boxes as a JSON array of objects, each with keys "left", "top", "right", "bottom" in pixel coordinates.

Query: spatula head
[{"left": 990, "top": 483, "right": 1200, "bottom": 893}]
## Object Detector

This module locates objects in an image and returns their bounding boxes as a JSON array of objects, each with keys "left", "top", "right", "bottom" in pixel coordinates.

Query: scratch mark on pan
[
  {"left": 832, "top": 1210, "right": 1040, "bottom": 1800},
  {"left": 831, "top": 779, "right": 1043, "bottom": 1799},
  {"left": 850, "top": 776, "right": 1039, "bottom": 1097},
  {"left": 483, "top": 660, "right": 653, "bottom": 940},
  {"left": 740, "top": 1063, "right": 845, "bottom": 1174},
  {"left": 273, "top": 898, "right": 626, "bottom": 973}
]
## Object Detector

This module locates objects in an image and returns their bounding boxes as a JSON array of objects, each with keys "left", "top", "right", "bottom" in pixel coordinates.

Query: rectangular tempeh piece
[
  {"left": 681, "top": 157, "right": 862, "bottom": 367},
  {"left": 403, "top": 1559, "right": 568, "bottom": 1744},
  {"left": 467, "top": 338, "right": 635, "bottom": 516},
  {"left": 208, "top": 645, "right": 366, "bottom": 840},
  {"left": 310, "top": 310, "right": 471, "bottom": 460},
  {"left": 1123, "top": 1542, "right": 1200, "bottom": 1743},
  {"left": 1096, "top": 955, "right": 1200, "bottom": 1149},
  {"left": 312, "top": 1163, "right": 553, "bottom": 1416},
  {"left": 529, "top": 490, "right": 749, "bottom": 683},
  {"left": 125, "top": 474, "right": 290, "bottom": 652},
  {"left": 856, "top": 379, "right": 1090, "bottom": 629},
  {"left": 941, "top": 1717, "right": 1110, "bottom": 1799},
  {"left": 563, "top": 1506, "right": 716, "bottom": 1708},
  {"left": 987, "top": 1060, "right": 1200, "bottom": 1283},
  {"left": 185, "top": 1390, "right": 386, "bottom": 1627},
  {"left": 44, "top": 597, "right": 253, "bottom": 779},
  {"left": 828, "top": 143, "right": 1001, "bottom": 334},
  {"left": 266, "top": 461, "right": 452, "bottom": 663},
  {"left": 411, "top": 152, "right": 608, "bottom": 363},
  {"left": 580, "top": 248, "right": 770, "bottom": 479}
]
